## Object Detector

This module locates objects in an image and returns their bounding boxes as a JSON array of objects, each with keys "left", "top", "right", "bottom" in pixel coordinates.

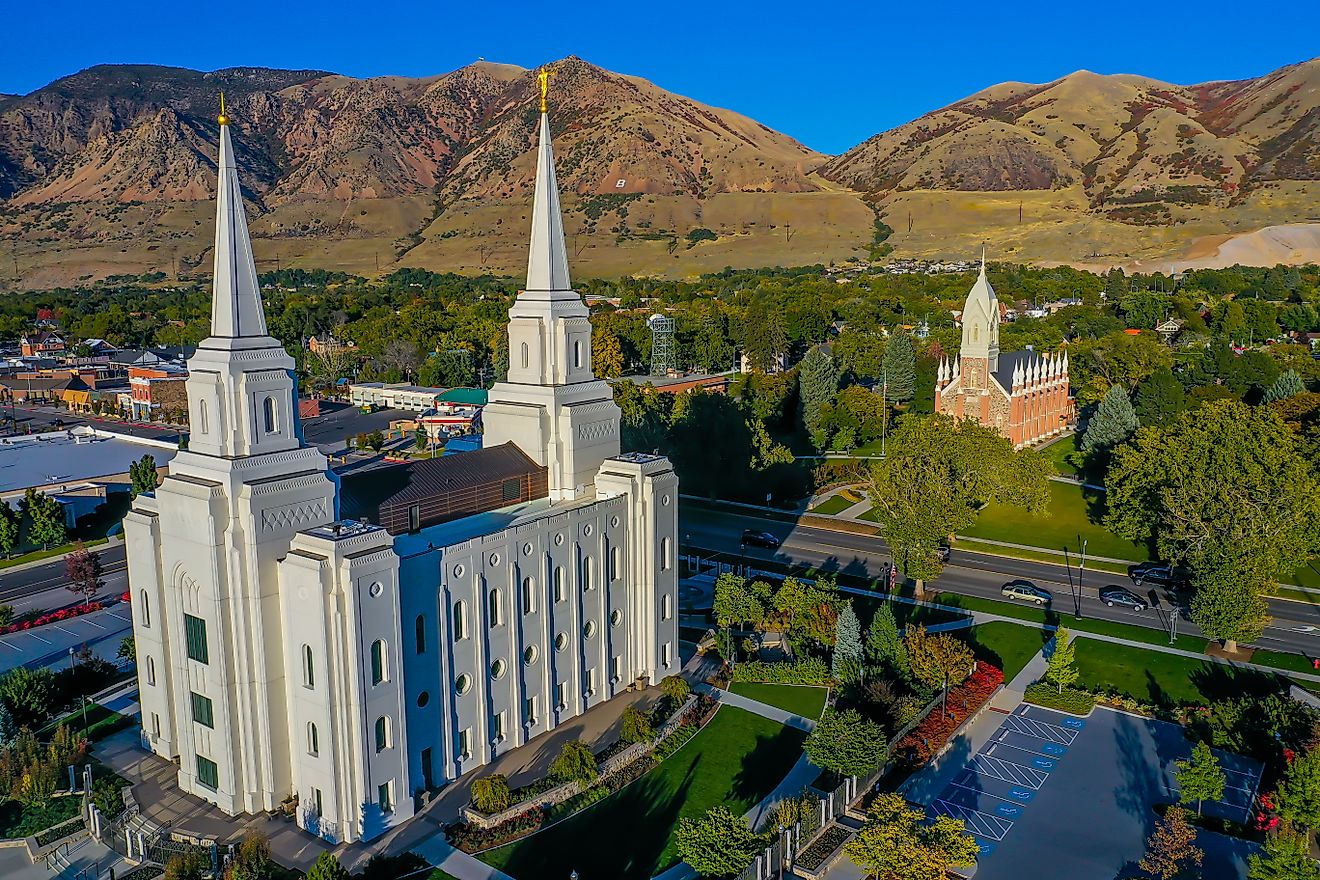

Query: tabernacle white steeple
[
  {"left": 960, "top": 248, "right": 1000, "bottom": 370},
  {"left": 211, "top": 102, "right": 267, "bottom": 339},
  {"left": 525, "top": 112, "right": 573, "bottom": 296}
]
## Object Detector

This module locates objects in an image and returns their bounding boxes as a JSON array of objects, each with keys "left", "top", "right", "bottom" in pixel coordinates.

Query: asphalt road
[
  {"left": 680, "top": 505, "right": 1320, "bottom": 658},
  {"left": 2, "top": 403, "right": 180, "bottom": 443},
  {"left": 0, "top": 543, "right": 128, "bottom": 607}
]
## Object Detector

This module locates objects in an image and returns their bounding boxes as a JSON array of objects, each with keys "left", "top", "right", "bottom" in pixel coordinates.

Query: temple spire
[
  {"left": 524, "top": 72, "right": 572, "bottom": 295},
  {"left": 210, "top": 100, "right": 267, "bottom": 338}
]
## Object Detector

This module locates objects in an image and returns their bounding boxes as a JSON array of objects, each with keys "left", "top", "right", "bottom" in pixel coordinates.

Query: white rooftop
[{"left": 0, "top": 431, "right": 175, "bottom": 495}]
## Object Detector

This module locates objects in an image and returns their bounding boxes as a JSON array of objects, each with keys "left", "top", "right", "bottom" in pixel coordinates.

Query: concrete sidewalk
[{"left": 695, "top": 683, "right": 818, "bottom": 732}]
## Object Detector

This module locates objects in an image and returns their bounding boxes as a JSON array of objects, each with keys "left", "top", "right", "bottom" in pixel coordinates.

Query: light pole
[
  {"left": 1075, "top": 538, "right": 1087, "bottom": 620},
  {"left": 68, "top": 647, "right": 89, "bottom": 735}
]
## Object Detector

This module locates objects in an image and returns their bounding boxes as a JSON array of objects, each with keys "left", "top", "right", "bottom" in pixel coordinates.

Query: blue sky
[{"left": 4, "top": 1, "right": 1317, "bottom": 154}]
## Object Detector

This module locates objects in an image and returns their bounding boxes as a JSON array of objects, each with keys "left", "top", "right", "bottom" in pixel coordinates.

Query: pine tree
[
  {"left": 881, "top": 330, "right": 915, "bottom": 404},
  {"left": 865, "top": 601, "right": 907, "bottom": 676},
  {"left": 305, "top": 852, "right": 350, "bottom": 880},
  {"left": 1248, "top": 821, "right": 1320, "bottom": 880},
  {"left": 798, "top": 346, "right": 839, "bottom": 445},
  {"left": 1175, "top": 741, "right": 1225, "bottom": 816},
  {"left": 129, "top": 454, "right": 159, "bottom": 497},
  {"left": 27, "top": 493, "right": 66, "bottom": 550},
  {"left": 1138, "top": 806, "right": 1202, "bottom": 880},
  {"left": 1275, "top": 745, "right": 1320, "bottom": 829},
  {"left": 0, "top": 699, "right": 16, "bottom": 748},
  {"left": 1264, "top": 370, "right": 1305, "bottom": 403},
  {"left": 0, "top": 503, "right": 18, "bottom": 558},
  {"left": 1082, "top": 384, "right": 1138, "bottom": 454},
  {"left": 832, "top": 601, "right": 863, "bottom": 683},
  {"left": 1133, "top": 368, "right": 1186, "bottom": 427},
  {"left": 1044, "top": 626, "right": 1079, "bottom": 694}
]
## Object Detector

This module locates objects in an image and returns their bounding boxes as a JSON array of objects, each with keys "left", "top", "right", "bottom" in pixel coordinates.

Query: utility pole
[{"left": 1076, "top": 538, "right": 1087, "bottom": 620}]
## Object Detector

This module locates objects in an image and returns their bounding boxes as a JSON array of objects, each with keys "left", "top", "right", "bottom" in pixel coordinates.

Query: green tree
[
  {"left": 867, "top": 414, "right": 1050, "bottom": 595},
  {"left": 593, "top": 328, "right": 626, "bottom": 378},
  {"left": 803, "top": 708, "right": 888, "bottom": 777},
  {"left": 0, "top": 699, "right": 16, "bottom": 748},
  {"left": 1132, "top": 367, "right": 1186, "bottom": 427},
  {"left": 129, "top": 454, "right": 159, "bottom": 497},
  {"left": 1106, "top": 401, "right": 1320, "bottom": 651},
  {"left": 1044, "top": 626, "right": 1079, "bottom": 694},
  {"left": 0, "top": 503, "right": 19, "bottom": 557},
  {"left": 1264, "top": 369, "right": 1305, "bottom": 403},
  {"left": 798, "top": 345, "right": 839, "bottom": 446},
  {"left": 1175, "top": 741, "right": 1225, "bottom": 816},
  {"left": 1248, "top": 821, "right": 1320, "bottom": 880},
  {"left": 417, "top": 348, "right": 475, "bottom": 388},
  {"left": 26, "top": 491, "right": 66, "bottom": 550},
  {"left": 0, "top": 666, "right": 58, "bottom": 728},
  {"left": 225, "top": 834, "right": 274, "bottom": 880},
  {"left": 1276, "top": 745, "right": 1320, "bottom": 829},
  {"left": 1081, "top": 383, "right": 1138, "bottom": 456},
  {"left": 672, "top": 805, "right": 763, "bottom": 878},
  {"left": 414, "top": 427, "right": 428, "bottom": 451},
  {"left": 1138, "top": 806, "right": 1202, "bottom": 880},
  {"left": 865, "top": 601, "right": 907, "bottom": 676},
  {"left": 832, "top": 601, "right": 864, "bottom": 684},
  {"left": 304, "top": 851, "right": 350, "bottom": 880},
  {"left": 844, "top": 793, "right": 979, "bottom": 880},
  {"left": 469, "top": 774, "right": 512, "bottom": 813},
  {"left": 118, "top": 636, "right": 136, "bottom": 661},
  {"left": 906, "top": 625, "right": 974, "bottom": 718},
  {"left": 881, "top": 330, "right": 915, "bottom": 404},
  {"left": 366, "top": 431, "right": 386, "bottom": 452},
  {"left": 620, "top": 705, "right": 654, "bottom": 745},
  {"left": 712, "top": 573, "right": 766, "bottom": 630},
  {"left": 163, "top": 849, "right": 210, "bottom": 880},
  {"left": 549, "top": 739, "right": 598, "bottom": 785}
]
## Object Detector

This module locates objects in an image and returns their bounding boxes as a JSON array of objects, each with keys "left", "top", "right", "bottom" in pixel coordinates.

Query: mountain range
[{"left": 2, "top": 55, "right": 1318, "bottom": 285}]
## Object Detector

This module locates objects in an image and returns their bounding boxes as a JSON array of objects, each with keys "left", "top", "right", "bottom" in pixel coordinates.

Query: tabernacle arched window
[{"left": 263, "top": 396, "right": 277, "bottom": 433}]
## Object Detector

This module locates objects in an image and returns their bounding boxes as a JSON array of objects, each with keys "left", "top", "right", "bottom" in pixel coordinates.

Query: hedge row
[
  {"left": 730, "top": 657, "right": 832, "bottom": 685},
  {"left": 1023, "top": 683, "right": 1096, "bottom": 715},
  {"left": 896, "top": 664, "right": 1004, "bottom": 765}
]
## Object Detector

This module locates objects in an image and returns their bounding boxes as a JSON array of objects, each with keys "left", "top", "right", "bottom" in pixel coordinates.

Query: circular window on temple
[
  {"left": 453, "top": 564, "right": 465, "bottom": 578},
  {"left": 368, "top": 581, "right": 384, "bottom": 598},
  {"left": 610, "top": 516, "right": 620, "bottom": 528},
  {"left": 490, "top": 659, "right": 507, "bottom": 680},
  {"left": 523, "top": 542, "right": 533, "bottom": 556},
  {"left": 455, "top": 674, "right": 471, "bottom": 696},
  {"left": 583, "top": 621, "right": 597, "bottom": 639},
  {"left": 555, "top": 533, "right": 564, "bottom": 546},
  {"left": 554, "top": 633, "right": 568, "bottom": 652},
  {"left": 489, "top": 553, "right": 501, "bottom": 567},
  {"left": 416, "top": 691, "right": 430, "bottom": 708},
  {"left": 583, "top": 524, "right": 594, "bottom": 537},
  {"left": 523, "top": 645, "right": 539, "bottom": 666},
  {"left": 610, "top": 610, "right": 622, "bottom": 628},
  {"left": 661, "top": 495, "right": 671, "bottom": 507}
]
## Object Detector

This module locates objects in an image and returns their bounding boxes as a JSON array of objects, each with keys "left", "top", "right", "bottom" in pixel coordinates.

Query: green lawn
[
  {"left": 1074, "top": 638, "right": 1282, "bottom": 707},
  {"left": 478, "top": 706, "right": 806, "bottom": 879},
  {"left": 1251, "top": 649, "right": 1320, "bottom": 674},
  {"left": 1284, "top": 561, "right": 1320, "bottom": 590},
  {"left": 962, "top": 481, "right": 1151, "bottom": 562},
  {"left": 729, "top": 682, "right": 829, "bottom": 719},
  {"left": 954, "top": 538, "right": 1132, "bottom": 575},
  {"left": 961, "top": 622, "right": 1048, "bottom": 680},
  {"left": 858, "top": 506, "right": 884, "bottom": 523},
  {"left": 1035, "top": 434, "right": 1081, "bottom": 477},
  {"left": 808, "top": 495, "right": 854, "bottom": 516},
  {"left": 850, "top": 595, "right": 967, "bottom": 630}
]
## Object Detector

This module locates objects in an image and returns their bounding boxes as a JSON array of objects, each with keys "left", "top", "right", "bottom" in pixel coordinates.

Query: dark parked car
[
  {"left": 741, "top": 529, "right": 780, "bottom": 549},
  {"left": 936, "top": 543, "right": 952, "bottom": 563},
  {"left": 1001, "top": 579, "right": 1052, "bottom": 605},
  {"left": 1099, "top": 585, "right": 1148, "bottom": 611},
  {"left": 1129, "top": 562, "right": 1190, "bottom": 587}
]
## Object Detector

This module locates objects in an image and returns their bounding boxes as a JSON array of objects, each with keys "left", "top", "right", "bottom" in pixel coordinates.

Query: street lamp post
[
  {"left": 68, "top": 647, "right": 89, "bottom": 735},
  {"left": 1076, "top": 538, "right": 1087, "bottom": 620}
]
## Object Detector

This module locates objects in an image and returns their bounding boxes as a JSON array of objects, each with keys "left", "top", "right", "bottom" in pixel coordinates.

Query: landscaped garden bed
[
  {"left": 895, "top": 663, "right": 1003, "bottom": 765},
  {"left": 475, "top": 706, "right": 808, "bottom": 880},
  {"left": 794, "top": 824, "right": 851, "bottom": 874},
  {"left": 1024, "top": 682, "right": 1096, "bottom": 715}
]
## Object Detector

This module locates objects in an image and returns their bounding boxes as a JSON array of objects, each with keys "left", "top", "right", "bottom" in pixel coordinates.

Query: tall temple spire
[
  {"left": 210, "top": 98, "right": 268, "bottom": 339},
  {"left": 524, "top": 70, "right": 572, "bottom": 296}
]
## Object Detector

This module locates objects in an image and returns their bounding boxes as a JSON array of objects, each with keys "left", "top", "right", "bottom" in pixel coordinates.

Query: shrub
[
  {"left": 795, "top": 825, "right": 851, "bottom": 871},
  {"left": 661, "top": 674, "right": 691, "bottom": 704},
  {"left": 470, "top": 774, "right": 511, "bottom": 814},
  {"left": 896, "top": 664, "right": 1003, "bottom": 765},
  {"left": 620, "top": 705, "right": 654, "bottom": 745},
  {"left": 1024, "top": 683, "right": 1096, "bottom": 715},
  {"left": 549, "top": 740, "right": 598, "bottom": 786},
  {"left": 446, "top": 808, "right": 543, "bottom": 852},
  {"left": 730, "top": 657, "right": 831, "bottom": 685}
]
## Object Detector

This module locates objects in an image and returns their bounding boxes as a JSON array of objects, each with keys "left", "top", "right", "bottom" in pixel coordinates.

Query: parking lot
[{"left": 933, "top": 705, "right": 1261, "bottom": 880}]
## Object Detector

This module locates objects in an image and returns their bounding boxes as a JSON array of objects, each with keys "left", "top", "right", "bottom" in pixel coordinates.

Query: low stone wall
[{"left": 24, "top": 817, "right": 89, "bottom": 863}]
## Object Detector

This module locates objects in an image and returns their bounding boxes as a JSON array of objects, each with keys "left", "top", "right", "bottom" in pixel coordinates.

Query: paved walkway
[
  {"left": 0, "top": 834, "right": 131, "bottom": 880},
  {"left": 694, "top": 684, "right": 818, "bottom": 731}
]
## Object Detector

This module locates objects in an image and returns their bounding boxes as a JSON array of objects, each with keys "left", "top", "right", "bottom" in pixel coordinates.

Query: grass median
[{"left": 728, "top": 682, "right": 829, "bottom": 719}]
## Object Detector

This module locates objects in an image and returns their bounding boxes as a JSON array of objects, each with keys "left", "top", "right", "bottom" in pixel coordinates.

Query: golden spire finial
[
  {"left": 217, "top": 92, "right": 229, "bottom": 126},
  {"left": 536, "top": 67, "right": 554, "bottom": 114}
]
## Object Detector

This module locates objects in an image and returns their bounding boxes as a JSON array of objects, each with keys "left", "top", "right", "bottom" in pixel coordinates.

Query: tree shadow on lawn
[
  {"left": 493, "top": 762, "right": 697, "bottom": 880},
  {"left": 729, "top": 725, "right": 810, "bottom": 807}
]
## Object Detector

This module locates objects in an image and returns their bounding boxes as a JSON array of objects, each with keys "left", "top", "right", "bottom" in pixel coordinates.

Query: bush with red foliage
[
  {"left": 120, "top": 591, "right": 131, "bottom": 602},
  {"left": 896, "top": 663, "right": 1004, "bottom": 766},
  {"left": 0, "top": 601, "right": 105, "bottom": 635}
]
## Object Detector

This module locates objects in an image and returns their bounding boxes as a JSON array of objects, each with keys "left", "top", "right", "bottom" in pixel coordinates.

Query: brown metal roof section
[{"left": 339, "top": 442, "right": 548, "bottom": 535}]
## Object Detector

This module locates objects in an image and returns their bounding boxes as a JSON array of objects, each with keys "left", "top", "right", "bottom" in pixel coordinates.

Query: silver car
[{"left": 1001, "top": 580, "right": 1051, "bottom": 605}]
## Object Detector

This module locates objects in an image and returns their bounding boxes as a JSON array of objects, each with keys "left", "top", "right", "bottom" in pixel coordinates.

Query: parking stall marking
[
  {"left": 1001, "top": 713, "right": 1078, "bottom": 745},
  {"left": 970, "top": 753, "right": 1049, "bottom": 789},
  {"left": 932, "top": 800, "right": 1013, "bottom": 841},
  {"left": 992, "top": 731, "right": 1071, "bottom": 762}
]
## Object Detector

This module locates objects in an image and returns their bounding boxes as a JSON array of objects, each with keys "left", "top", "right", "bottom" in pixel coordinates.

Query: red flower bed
[
  {"left": 896, "top": 663, "right": 1004, "bottom": 765},
  {"left": 120, "top": 591, "right": 131, "bottom": 602},
  {"left": 1, "top": 602, "right": 105, "bottom": 635}
]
